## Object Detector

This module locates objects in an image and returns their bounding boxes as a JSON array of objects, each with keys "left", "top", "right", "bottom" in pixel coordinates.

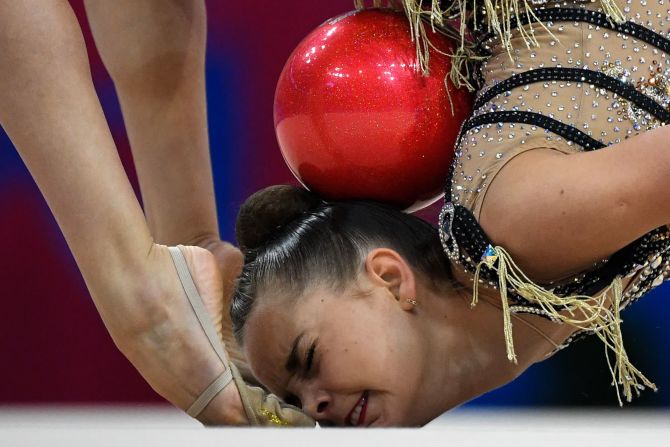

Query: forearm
[{"left": 85, "top": 0, "right": 219, "bottom": 246}]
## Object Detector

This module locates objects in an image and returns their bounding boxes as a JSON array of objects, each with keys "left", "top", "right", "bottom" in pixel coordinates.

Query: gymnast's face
[{"left": 243, "top": 249, "right": 440, "bottom": 427}]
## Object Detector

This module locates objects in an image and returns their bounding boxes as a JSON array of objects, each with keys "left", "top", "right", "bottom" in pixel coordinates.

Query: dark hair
[{"left": 231, "top": 185, "right": 453, "bottom": 344}]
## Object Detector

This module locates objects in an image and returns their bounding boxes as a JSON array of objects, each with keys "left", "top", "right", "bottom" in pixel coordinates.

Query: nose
[{"left": 300, "top": 386, "right": 332, "bottom": 420}]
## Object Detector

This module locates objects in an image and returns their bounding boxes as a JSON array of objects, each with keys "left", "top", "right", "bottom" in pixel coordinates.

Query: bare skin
[
  {"left": 240, "top": 62, "right": 670, "bottom": 428},
  {"left": 83, "top": 0, "right": 250, "bottom": 379},
  {"left": 480, "top": 143, "right": 670, "bottom": 281},
  {"left": 243, "top": 248, "right": 595, "bottom": 426},
  {"left": 83, "top": 0, "right": 218, "bottom": 247},
  {"left": 3, "top": 0, "right": 668, "bottom": 428},
  {"left": 0, "top": 0, "right": 246, "bottom": 425}
]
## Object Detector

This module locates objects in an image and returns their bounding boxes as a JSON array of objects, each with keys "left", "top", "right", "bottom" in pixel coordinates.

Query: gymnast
[{"left": 1, "top": 0, "right": 669, "bottom": 428}]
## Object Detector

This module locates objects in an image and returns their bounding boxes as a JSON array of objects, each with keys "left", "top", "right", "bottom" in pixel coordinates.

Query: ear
[{"left": 364, "top": 248, "right": 417, "bottom": 312}]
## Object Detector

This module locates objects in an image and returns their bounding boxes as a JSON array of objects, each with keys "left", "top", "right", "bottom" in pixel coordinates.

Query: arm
[
  {"left": 0, "top": 0, "right": 244, "bottom": 424},
  {"left": 479, "top": 126, "right": 670, "bottom": 281},
  {"left": 82, "top": 0, "right": 249, "bottom": 377}
]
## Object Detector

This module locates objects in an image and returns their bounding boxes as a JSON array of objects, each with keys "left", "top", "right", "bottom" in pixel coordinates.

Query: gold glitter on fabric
[{"left": 260, "top": 409, "right": 291, "bottom": 426}]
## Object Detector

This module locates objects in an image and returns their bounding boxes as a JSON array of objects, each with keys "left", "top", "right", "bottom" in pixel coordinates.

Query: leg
[
  {"left": 83, "top": 0, "right": 250, "bottom": 380},
  {"left": 0, "top": 0, "right": 150, "bottom": 293},
  {"left": 0, "top": 1, "right": 244, "bottom": 424},
  {"left": 83, "top": 0, "right": 216, "bottom": 246}
]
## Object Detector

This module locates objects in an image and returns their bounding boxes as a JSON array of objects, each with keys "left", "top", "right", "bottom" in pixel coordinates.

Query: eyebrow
[{"left": 284, "top": 332, "right": 305, "bottom": 374}]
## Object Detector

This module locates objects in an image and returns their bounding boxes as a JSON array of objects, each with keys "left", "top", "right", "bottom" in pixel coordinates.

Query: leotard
[{"left": 439, "top": 0, "right": 670, "bottom": 352}]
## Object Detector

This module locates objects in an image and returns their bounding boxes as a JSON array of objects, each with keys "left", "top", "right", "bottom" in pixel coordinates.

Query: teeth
[
  {"left": 349, "top": 395, "right": 366, "bottom": 426},
  {"left": 351, "top": 406, "right": 361, "bottom": 424}
]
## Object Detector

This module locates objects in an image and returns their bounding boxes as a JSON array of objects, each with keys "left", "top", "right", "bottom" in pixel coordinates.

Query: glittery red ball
[{"left": 274, "top": 9, "right": 473, "bottom": 211}]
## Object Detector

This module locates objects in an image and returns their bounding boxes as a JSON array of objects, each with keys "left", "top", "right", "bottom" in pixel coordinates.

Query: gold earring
[{"left": 406, "top": 298, "right": 418, "bottom": 307}]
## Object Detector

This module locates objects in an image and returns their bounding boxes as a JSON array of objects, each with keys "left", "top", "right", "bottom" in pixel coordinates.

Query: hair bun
[{"left": 235, "top": 184, "right": 323, "bottom": 252}]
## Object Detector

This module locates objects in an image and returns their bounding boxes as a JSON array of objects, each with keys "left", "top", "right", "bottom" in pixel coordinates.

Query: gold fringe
[
  {"left": 354, "top": 0, "right": 400, "bottom": 9},
  {"left": 353, "top": 0, "right": 627, "bottom": 91},
  {"left": 474, "top": 245, "right": 657, "bottom": 405},
  {"left": 351, "top": 0, "right": 652, "bottom": 406}
]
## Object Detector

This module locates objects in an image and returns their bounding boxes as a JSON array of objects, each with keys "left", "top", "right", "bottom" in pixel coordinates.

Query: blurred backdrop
[{"left": 0, "top": 0, "right": 668, "bottom": 411}]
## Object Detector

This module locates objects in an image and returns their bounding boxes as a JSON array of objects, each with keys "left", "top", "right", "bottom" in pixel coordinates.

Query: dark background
[{"left": 0, "top": 0, "right": 667, "bottom": 410}]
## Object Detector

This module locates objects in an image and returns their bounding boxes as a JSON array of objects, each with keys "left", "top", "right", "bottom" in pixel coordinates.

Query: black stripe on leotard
[
  {"left": 445, "top": 110, "right": 604, "bottom": 200},
  {"left": 479, "top": 8, "right": 670, "bottom": 55},
  {"left": 472, "top": 67, "right": 670, "bottom": 123},
  {"left": 442, "top": 109, "right": 669, "bottom": 303},
  {"left": 444, "top": 110, "right": 603, "bottom": 205},
  {"left": 459, "top": 110, "right": 607, "bottom": 150},
  {"left": 438, "top": 6, "right": 670, "bottom": 315}
]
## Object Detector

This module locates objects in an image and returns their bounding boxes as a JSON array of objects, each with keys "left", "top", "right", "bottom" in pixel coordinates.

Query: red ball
[{"left": 274, "top": 9, "right": 473, "bottom": 211}]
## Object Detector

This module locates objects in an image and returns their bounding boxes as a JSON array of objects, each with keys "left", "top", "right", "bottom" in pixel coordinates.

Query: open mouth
[{"left": 346, "top": 390, "right": 369, "bottom": 427}]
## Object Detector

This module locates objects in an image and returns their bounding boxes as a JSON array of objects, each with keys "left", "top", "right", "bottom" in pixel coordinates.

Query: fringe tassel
[
  {"left": 355, "top": 0, "right": 627, "bottom": 91},
  {"left": 354, "top": 0, "right": 401, "bottom": 9},
  {"left": 474, "top": 245, "right": 657, "bottom": 405}
]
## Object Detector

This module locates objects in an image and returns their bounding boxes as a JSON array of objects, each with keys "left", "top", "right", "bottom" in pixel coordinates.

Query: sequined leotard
[{"left": 439, "top": 0, "right": 670, "bottom": 354}]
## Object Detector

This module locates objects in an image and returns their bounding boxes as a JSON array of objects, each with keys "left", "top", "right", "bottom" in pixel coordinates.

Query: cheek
[
  {"left": 318, "top": 315, "right": 405, "bottom": 389},
  {"left": 242, "top": 329, "right": 290, "bottom": 392}
]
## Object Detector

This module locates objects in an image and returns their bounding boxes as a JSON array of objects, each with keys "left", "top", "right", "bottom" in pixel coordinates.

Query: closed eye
[
  {"left": 305, "top": 340, "right": 317, "bottom": 374},
  {"left": 282, "top": 338, "right": 318, "bottom": 407}
]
